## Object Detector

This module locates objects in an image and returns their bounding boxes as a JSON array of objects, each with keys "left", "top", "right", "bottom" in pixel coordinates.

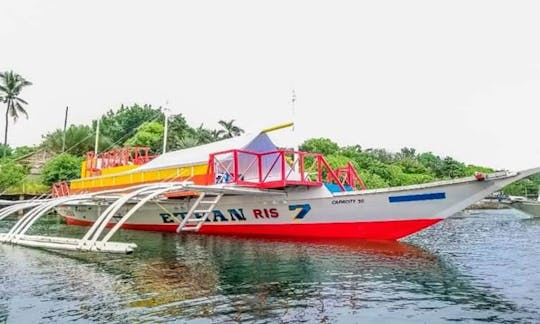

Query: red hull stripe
[{"left": 64, "top": 217, "right": 442, "bottom": 240}]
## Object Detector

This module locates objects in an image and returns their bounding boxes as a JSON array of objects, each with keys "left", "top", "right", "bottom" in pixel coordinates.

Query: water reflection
[{"left": 1, "top": 212, "right": 538, "bottom": 323}]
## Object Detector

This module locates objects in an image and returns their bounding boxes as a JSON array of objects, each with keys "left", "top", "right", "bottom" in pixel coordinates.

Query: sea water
[{"left": 0, "top": 209, "right": 539, "bottom": 323}]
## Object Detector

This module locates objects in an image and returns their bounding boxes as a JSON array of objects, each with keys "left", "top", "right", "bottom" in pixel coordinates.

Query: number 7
[{"left": 289, "top": 204, "right": 311, "bottom": 219}]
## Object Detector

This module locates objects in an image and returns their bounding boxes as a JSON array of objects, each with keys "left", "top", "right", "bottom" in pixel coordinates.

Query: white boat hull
[
  {"left": 56, "top": 169, "right": 538, "bottom": 240},
  {"left": 510, "top": 200, "right": 540, "bottom": 218}
]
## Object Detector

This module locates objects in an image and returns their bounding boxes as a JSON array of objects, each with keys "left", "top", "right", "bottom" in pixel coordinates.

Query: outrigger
[{"left": 1, "top": 124, "right": 539, "bottom": 254}]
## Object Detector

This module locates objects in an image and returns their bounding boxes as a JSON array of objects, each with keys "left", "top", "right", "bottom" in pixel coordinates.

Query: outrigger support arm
[
  {"left": 0, "top": 181, "right": 286, "bottom": 254},
  {"left": 0, "top": 182, "right": 192, "bottom": 254}
]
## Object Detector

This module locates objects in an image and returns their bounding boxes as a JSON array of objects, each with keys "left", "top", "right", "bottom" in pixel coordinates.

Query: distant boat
[{"left": 509, "top": 196, "right": 540, "bottom": 217}]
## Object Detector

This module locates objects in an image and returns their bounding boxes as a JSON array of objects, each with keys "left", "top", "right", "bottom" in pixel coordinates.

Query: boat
[
  {"left": 1, "top": 123, "right": 539, "bottom": 253},
  {"left": 508, "top": 196, "right": 540, "bottom": 217}
]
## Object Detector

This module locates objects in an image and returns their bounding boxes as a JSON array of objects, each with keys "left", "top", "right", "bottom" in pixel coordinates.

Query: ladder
[{"left": 177, "top": 192, "right": 224, "bottom": 232}]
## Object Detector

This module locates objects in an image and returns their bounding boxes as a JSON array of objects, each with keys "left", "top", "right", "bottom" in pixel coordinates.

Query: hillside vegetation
[{"left": 0, "top": 104, "right": 535, "bottom": 197}]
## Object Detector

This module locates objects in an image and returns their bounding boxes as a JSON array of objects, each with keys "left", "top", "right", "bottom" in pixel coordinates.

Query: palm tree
[
  {"left": 0, "top": 71, "right": 32, "bottom": 148},
  {"left": 41, "top": 124, "right": 113, "bottom": 157},
  {"left": 178, "top": 136, "right": 200, "bottom": 149},
  {"left": 218, "top": 119, "right": 244, "bottom": 139},
  {"left": 210, "top": 129, "right": 225, "bottom": 141}
]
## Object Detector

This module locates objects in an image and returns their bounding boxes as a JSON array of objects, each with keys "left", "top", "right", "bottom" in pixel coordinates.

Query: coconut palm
[
  {"left": 210, "top": 129, "right": 225, "bottom": 141},
  {"left": 41, "top": 124, "right": 114, "bottom": 157},
  {"left": 218, "top": 119, "right": 244, "bottom": 139},
  {"left": 178, "top": 136, "right": 200, "bottom": 149},
  {"left": 0, "top": 71, "right": 32, "bottom": 147}
]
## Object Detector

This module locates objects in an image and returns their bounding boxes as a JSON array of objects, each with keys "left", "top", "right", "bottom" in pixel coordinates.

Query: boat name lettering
[
  {"left": 331, "top": 199, "right": 364, "bottom": 204},
  {"left": 159, "top": 208, "right": 247, "bottom": 223},
  {"left": 253, "top": 208, "right": 279, "bottom": 218}
]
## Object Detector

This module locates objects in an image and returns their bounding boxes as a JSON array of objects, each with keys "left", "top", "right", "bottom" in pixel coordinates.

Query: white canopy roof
[{"left": 133, "top": 132, "right": 279, "bottom": 172}]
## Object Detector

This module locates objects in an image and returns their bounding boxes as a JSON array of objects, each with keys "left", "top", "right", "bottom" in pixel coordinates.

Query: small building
[{"left": 15, "top": 149, "right": 56, "bottom": 177}]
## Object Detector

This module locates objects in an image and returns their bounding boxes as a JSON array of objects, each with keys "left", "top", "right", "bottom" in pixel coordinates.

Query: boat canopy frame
[{"left": 207, "top": 149, "right": 365, "bottom": 191}]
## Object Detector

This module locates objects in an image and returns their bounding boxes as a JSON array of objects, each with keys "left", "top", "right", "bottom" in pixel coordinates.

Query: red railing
[
  {"left": 207, "top": 149, "right": 365, "bottom": 191},
  {"left": 51, "top": 181, "right": 70, "bottom": 197},
  {"left": 330, "top": 161, "right": 366, "bottom": 190},
  {"left": 85, "top": 147, "right": 153, "bottom": 177}
]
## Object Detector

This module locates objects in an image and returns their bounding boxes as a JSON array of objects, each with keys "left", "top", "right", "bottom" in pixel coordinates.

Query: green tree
[
  {"left": 0, "top": 71, "right": 32, "bottom": 148},
  {"left": 177, "top": 136, "right": 201, "bottom": 149},
  {"left": 165, "top": 113, "right": 197, "bottom": 151},
  {"left": 98, "top": 104, "right": 163, "bottom": 145},
  {"left": 299, "top": 138, "right": 340, "bottom": 156},
  {"left": 440, "top": 157, "right": 466, "bottom": 178},
  {"left": 41, "top": 153, "right": 83, "bottom": 185},
  {"left": 417, "top": 152, "right": 444, "bottom": 177},
  {"left": 5, "top": 177, "right": 49, "bottom": 195},
  {"left": 365, "top": 148, "right": 395, "bottom": 164},
  {"left": 464, "top": 164, "right": 494, "bottom": 176},
  {"left": 353, "top": 153, "right": 392, "bottom": 181},
  {"left": 209, "top": 129, "right": 225, "bottom": 141},
  {"left": 0, "top": 144, "right": 12, "bottom": 159},
  {"left": 194, "top": 124, "right": 217, "bottom": 144},
  {"left": 357, "top": 170, "right": 389, "bottom": 189},
  {"left": 503, "top": 174, "right": 540, "bottom": 198},
  {"left": 124, "top": 121, "right": 164, "bottom": 152},
  {"left": 11, "top": 145, "right": 35, "bottom": 159},
  {"left": 0, "top": 160, "right": 26, "bottom": 191},
  {"left": 218, "top": 119, "right": 244, "bottom": 138},
  {"left": 41, "top": 124, "right": 113, "bottom": 157},
  {"left": 339, "top": 145, "right": 363, "bottom": 160},
  {"left": 395, "top": 157, "right": 429, "bottom": 174},
  {"left": 398, "top": 147, "right": 416, "bottom": 159}
]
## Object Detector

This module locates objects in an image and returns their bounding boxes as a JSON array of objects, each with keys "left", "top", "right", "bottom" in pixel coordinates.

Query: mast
[
  {"left": 94, "top": 117, "right": 100, "bottom": 156},
  {"left": 62, "top": 106, "right": 69, "bottom": 153},
  {"left": 162, "top": 103, "right": 169, "bottom": 154}
]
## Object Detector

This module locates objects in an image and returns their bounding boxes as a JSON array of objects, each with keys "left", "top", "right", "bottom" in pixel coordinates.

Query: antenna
[
  {"left": 290, "top": 88, "right": 299, "bottom": 151},
  {"left": 291, "top": 89, "right": 296, "bottom": 131}
]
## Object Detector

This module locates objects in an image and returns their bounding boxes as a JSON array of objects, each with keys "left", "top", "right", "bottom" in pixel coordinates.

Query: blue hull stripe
[{"left": 389, "top": 192, "right": 446, "bottom": 203}]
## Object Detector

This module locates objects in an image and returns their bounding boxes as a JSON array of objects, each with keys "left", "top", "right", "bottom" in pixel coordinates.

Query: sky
[{"left": 1, "top": 0, "right": 540, "bottom": 171}]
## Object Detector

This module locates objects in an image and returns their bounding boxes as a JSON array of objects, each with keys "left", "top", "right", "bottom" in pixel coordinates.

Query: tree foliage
[
  {"left": 165, "top": 114, "right": 195, "bottom": 151},
  {"left": 41, "top": 153, "right": 83, "bottom": 185},
  {"left": 0, "top": 99, "right": 514, "bottom": 196},
  {"left": 503, "top": 173, "right": 540, "bottom": 198},
  {"left": 124, "top": 121, "right": 164, "bottom": 152},
  {"left": 218, "top": 119, "right": 244, "bottom": 138},
  {"left": 0, "top": 160, "right": 26, "bottom": 191},
  {"left": 0, "top": 71, "right": 32, "bottom": 148},
  {"left": 11, "top": 145, "right": 36, "bottom": 159},
  {"left": 295, "top": 140, "right": 496, "bottom": 190},
  {"left": 299, "top": 138, "right": 340, "bottom": 156},
  {"left": 41, "top": 124, "right": 113, "bottom": 157},
  {"left": 97, "top": 104, "right": 163, "bottom": 145},
  {"left": 0, "top": 144, "right": 12, "bottom": 159},
  {"left": 5, "top": 177, "right": 49, "bottom": 195}
]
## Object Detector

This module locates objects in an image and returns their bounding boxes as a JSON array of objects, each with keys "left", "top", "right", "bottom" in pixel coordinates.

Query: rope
[{"left": 62, "top": 110, "right": 164, "bottom": 155}]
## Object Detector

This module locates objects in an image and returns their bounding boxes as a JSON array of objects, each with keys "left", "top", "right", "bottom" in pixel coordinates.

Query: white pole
[
  {"left": 163, "top": 109, "right": 169, "bottom": 154},
  {"left": 62, "top": 106, "right": 69, "bottom": 153},
  {"left": 94, "top": 118, "right": 100, "bottom": 156},
  {"left": 291, "top": 89, "right": 298, "bottom": 151}
]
